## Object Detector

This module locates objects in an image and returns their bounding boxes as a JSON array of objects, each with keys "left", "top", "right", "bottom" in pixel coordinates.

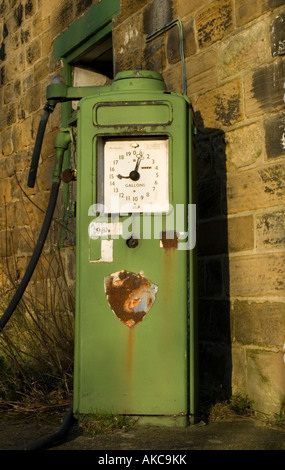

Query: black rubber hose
[
  {"left": 27, "top": 102, "right": 56, "bottom": 189},
  {"left": 13, "top": 404, "right": 75, "bottom": 450},
  {"left": 0, "top": 181, "right": 60, "bottom": 331}
]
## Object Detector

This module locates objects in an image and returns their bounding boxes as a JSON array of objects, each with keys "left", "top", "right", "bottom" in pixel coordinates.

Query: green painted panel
[
  {"left": 73, "top": 73, "right": 197, "bottom": 422},
  {"left": 94, "top": 102, "right": 172, "bottom": 126},
  {"left": 53, "top": 0, "right": 120, "bottom": 60}
]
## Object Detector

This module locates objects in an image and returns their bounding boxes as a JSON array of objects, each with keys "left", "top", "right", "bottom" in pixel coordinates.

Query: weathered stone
[
  {"left": 0, "top": 42, "right": 6, "bottom": 61},
  {"left": 25, "top": 0, "right": 34, "bottom": 18},
  {"left": 186, "top": 48, "right": 218, "bottom": 95},
  {"left": 246, "top": 350, "right": 285, "bottom": 415},
  {"left": 143, "top": 0, "right": 173, "bottom": 36},
  {"left": 271, "top": 11, "right": 285, "bottom": 56},
  {"left": 166, "top": 19, "right": 196, "bottom": 65},
  {"left": 7, "top": 104, "right": 16, "bottom": 126},
  {"left": 232, "top": 300, "right": 285, "bottom": 347},
  {"left": 196, "top": 79, "right": 243, "bottom": 128},
  {"left": 0, "top": 66, "right": 5, "bottom": 86},
  {"left": 218, "top": 21, "right": 271, "bottom": 80},
  {"left": 177, "top": 0, "right": 208, "bottom": 17},
  {"left": 34, "top": 58, "right": 49, "bottom": 82},
  {"left": 228, "top": 215, "right": 254, "bottom": 252},
  {"left": 143, "top": 36, "right": 165, "bottom": 72},
  {"left": 245, "top": 60, "right": 285, "bottom": 117},
  {"left": 196, "top": 0, "right": 234, "bottom": 49},
  {"left": 51, "top": 0, "right": 74, "bottom": 37},
  {"left": 225, "top": 122, "right": 263, "bottom": 170},
  {"left": 75, "top": 0, "right": 92, "bottom": 16},
  {"left": 256, "top": 210, "right": 285, "bottom": 250},
  {"left": 14, "top": 3, "right": 23, "bottom": 27},
  {"left": 114, "top": 14, "right": 144, "bottom": 73},
  {"left": 24, "top": 83, "right": 41, "bottom": 113},
  {"left": 114, "top": 0, "right": 147, "bottom": 25},
  {"left": 26, "top": 38, "right": 41, "bottom": 65},
  {"left": 166, "top": 25, "right": 181, "bottom": 65},
  {"left": 227, "top": 162, "right": 285, "bottom": 213},
  {"left": 183, "top": 19, "right": 196, "bottom": 58},
  {"left": 229, "top": 254, "right": 285, "bottom": 297},
  {"left": 1, "top": 129, "right": 13, "bottom": 156},
  {"left": 162, "top": 63, "right": 184, "bottom": 93},
  {"left": 235, "top": 0, "right": 269, "bottom": 27},
  {"left": 264, "top": 112, "right": 285, "bottom": 159},
  {"left": 231, "top": 346, "right": 247, "bottom": 392},
  {"left": 21, "top": 28, "right": 30, "bottom": 44}
]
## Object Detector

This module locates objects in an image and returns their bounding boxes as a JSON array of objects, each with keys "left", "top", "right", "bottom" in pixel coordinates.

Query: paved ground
[{"left": 0, "top": 410, "right": 285, "bottom": 453}]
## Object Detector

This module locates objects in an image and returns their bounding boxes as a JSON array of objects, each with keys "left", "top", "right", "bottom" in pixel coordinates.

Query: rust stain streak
[
  {"left": 160, "top": 230, "right": 179, "bottom": 249},
  {"left": 127, "top": 328, "right": 135, "bottom": 379}
]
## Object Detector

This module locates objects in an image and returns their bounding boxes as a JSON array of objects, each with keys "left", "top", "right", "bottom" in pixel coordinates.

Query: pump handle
[{"left": 27, "top": 102, "right": 56, "bottom": 188}]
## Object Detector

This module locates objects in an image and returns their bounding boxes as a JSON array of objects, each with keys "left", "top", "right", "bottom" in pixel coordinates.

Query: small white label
[
  {"left": 101, "top": 240, "right": 113, "bottom": 262},
  {"left": 88, "top": 221, "right": 122, "bottom": 239},
  {"left": 90, "top": 240, "right": 113, "bottom": 263}
]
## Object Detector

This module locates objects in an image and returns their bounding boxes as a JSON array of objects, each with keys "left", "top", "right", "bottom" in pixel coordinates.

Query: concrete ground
[{"left": 0, "top": 411, "right": 285, "bottom": 452}]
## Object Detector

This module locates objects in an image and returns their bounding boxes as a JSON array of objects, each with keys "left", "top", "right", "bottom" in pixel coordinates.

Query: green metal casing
[{"left": 73, "top": 71, "right": 197, "bottom": 425}]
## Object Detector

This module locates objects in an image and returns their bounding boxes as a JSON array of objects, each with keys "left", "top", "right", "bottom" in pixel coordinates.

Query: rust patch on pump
[
  {"left": 104, "top": 270, "right": 158, "bottom": 328},
  {"left": 160, "top": 231, "right": 179, "bottom": 249}
]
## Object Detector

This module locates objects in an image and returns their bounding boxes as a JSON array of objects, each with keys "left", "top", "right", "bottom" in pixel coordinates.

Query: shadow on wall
[{"left": 194, "top": 111, "right": 232, "bottom": 415}]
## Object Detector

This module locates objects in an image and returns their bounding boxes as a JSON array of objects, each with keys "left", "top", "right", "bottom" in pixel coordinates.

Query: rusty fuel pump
[{"left": 1, "top": 71, "right": 198, "bottom": 443}]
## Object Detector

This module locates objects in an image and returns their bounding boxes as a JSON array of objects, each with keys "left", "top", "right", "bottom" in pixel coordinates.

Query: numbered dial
[{"left": 103, "top": 139, "right": 169, "bottom": 213}]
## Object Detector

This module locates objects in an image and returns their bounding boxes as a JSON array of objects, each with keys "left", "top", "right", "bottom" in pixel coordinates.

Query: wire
[
  {"left": 0, "top": 182, "right": 59, "bottom": 330},
  {"left": 27, "top": 102, "right": 56, "bottom": 188},
  {"left": 146, "top": 19, "right": 187, "bottom": 95},
  {"left": 13, "top": 404, "right": 75, "bottom": 450}
]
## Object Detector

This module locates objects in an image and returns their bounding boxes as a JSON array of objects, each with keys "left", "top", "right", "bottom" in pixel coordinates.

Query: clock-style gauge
[{"left": 102, "top": 137, "right": 169, "bottom": 214}]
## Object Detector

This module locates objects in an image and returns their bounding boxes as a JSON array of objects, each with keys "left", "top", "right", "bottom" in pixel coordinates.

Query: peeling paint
[
  {"left": 160, "top": 230, "right": 179, "bottom": 249},
  {"left": 124, "top": 28, "right": 138, "bottom": 46},
  {"left": 104, "top": 270, "right": 158, "bottom": 328}
]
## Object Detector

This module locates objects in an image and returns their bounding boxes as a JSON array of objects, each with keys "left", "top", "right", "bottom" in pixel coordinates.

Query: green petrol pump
[{"left": 47, "top": 70, "right": 198, "bottom": 425}]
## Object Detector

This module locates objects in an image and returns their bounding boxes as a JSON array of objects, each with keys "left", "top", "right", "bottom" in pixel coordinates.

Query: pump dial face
[{"left": 103, "top": 138, "right": 169, "bottom": 213}]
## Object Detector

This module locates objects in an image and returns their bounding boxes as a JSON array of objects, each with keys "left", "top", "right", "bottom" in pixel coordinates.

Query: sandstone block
[
  {"left": 235, "top": 0, "right": 269, "bottom": 27},
  {"left": 232, "top": 300, "right": 285, "bottom": 347},
  {"left": 177, "top": 0, "right": 209, "bottom": 17},
  {"left": 271, "top": 10, "right": 285, "bottom": 56},
  {"left": 186, "top": 48, "right": 218, "bottom": 95},
  {"left": 228, "top": 215, "right": 254, "bottom": 252},
  {"left": 162, "top": 63, "right": 184, "bottom": 93},
  {"left": 229, "top": 253, "right": 285, "bottom": 297},
  {"left": 26, "top": 38, "right": 41, "bottom": 65},
  {"left": 246, "top": 349, "right": 285, "bottom": 415},
  {"left": 225, "top": 122, "right": 263, "bottom": 171},
  {"left": 218, "top": 21, "right": 271, "bottom": 80},
  {"left": 195, "top": 0, "right": 234, "bottom": 49},
  {"left": 196, "top": 79, "right": 243, "bottom": 128},
  {"left": 244, "top": 60, "right": 285, "bottom": 117},
  {"left": 256, "top": 210, "right": 285, "bottom": 250},
  {"left": 264, "top": 112, "right": 285, "bottom": 159},
  {"left": 114, "top": 14, "right": 144, "bottom": 73},
  {"left": 227, "top": 162, "right": 285, "bottom": 213},
  {"left": 143, "top": 0, "right": 173, "bottom": 36}
]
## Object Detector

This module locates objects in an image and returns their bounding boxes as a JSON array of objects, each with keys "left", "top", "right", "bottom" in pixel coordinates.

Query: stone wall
[
  {"left": 0, "top": 0, "right": 97, "bottom": 299},
  {"left": 114, "top": 0, "right": 285, "bottom": 416},
  {"left": 0, "top": 0, "right": 284, "bottom": 416}
]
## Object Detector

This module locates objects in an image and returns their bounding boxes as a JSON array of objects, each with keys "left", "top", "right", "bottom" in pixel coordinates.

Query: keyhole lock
[{"left": 126, "top": 236, "right": 139, "bottom": 249}]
